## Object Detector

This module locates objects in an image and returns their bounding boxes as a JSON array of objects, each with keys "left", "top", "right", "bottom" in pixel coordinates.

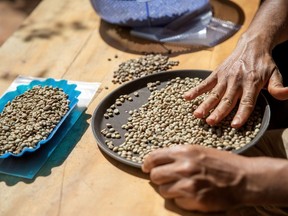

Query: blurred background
[{"left": 0, "top": 0, "right": 41, "bottom": 45}]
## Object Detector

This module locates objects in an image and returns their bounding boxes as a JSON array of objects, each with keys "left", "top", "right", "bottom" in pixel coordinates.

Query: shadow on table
[
  {"left": 100, "top": 151, "right": 228, "bottom": 215},
  {"left": 37, "top": 113, "right": 91, "bottom": 176},
  {"left": 18, "top": 20, "right": 88, "bottom": 42},
  {"left": 0, "top": 112, "right": 91, "bottom": 185},
  {"left": 164, "top": 199, "right": 228, "bottom": 216},
  {"left": 98, "top": 0, "right": 245, "bottom": 56},
  {"left": 96, "top": 152, "right": 258, "bottom": 216},
  {"left": 99, "top": 148, "right": 149, "bottom": 179}
]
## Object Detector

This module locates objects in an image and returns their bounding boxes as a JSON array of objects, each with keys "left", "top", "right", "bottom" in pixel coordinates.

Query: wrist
[
  {"left": 240, "top": 157, "right": 288, "bottom": 206},
  {"left": 239, "top": 0, "right": 288, "bottom": 51},
  {"left": 238, "top": 32, "right": 274, "bottom": 53}
]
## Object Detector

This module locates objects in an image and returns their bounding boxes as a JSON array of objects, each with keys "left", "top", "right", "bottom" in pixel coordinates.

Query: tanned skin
[
  {"left": 142, "top": 0, "right": 288, "bottom": 213},
  {"left": 184, "top": 0, "right": 288, "bottom": 128}
]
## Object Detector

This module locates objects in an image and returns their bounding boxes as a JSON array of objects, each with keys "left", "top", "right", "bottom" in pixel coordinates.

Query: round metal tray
[{"left": 91, "top": 70, "right": 271, "bottom": 168}]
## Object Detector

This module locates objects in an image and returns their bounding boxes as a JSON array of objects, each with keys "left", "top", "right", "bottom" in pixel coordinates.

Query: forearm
[
  {"left": 240, "top": 0, "right": 288, "bottom": 51},
  {"left": 242, "top": 157, "right": 288, "bottom": 206}
]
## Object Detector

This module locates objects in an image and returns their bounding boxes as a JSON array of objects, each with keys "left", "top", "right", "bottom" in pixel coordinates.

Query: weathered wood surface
[{"left": 0, "top": 0, "right": 259, "bottom": 215}]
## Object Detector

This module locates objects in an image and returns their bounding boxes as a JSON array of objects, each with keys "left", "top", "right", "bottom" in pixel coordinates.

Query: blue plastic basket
[
  {"left": 90, "top": 0, "right": 209, "bottom": 27},
  {"left": 0, "top": 78, "right": 81, "bottom": 158}
]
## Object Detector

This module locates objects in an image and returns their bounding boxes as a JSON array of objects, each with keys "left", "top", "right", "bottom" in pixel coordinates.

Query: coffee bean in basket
[{"left": 0, "top": 85, "right": 70, "bottom": 156}]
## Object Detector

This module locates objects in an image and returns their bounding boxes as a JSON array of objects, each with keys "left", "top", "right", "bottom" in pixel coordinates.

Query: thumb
[{"left": 267, "top": 68, "right": 288, "bottom": 100}]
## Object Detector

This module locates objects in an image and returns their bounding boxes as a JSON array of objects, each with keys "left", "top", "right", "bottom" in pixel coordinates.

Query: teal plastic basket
[{"left": 0, "top": 78, "right": 81, "bottom": 158}]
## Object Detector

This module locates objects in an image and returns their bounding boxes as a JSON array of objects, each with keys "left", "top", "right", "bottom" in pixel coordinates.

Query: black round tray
[{"left": 91, "top": 70, "right": 271, "bottom": 168}]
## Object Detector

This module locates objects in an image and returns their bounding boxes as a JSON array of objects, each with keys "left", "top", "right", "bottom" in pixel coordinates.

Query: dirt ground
[{"left": 0, "top": 0, "right": 41, "bottom": 45}]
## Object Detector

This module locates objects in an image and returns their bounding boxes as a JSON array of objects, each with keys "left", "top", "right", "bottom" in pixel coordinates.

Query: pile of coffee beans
[
  {"left": 0, "top": 85, "right": 70, "bottom": 156},
  {"left": 112, "top": 54, "right": 179, "bottom": 84},
  {"left": 102, "top": 77, "right": 263, "bottom": 164}
]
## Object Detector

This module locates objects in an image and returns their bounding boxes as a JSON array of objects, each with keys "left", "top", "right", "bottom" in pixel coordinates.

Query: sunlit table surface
[{"left": 0, "top": 0, "right": 260, "bottom": 215}]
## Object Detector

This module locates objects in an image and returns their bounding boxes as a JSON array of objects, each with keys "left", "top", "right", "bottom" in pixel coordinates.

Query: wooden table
[{"left": 0, "top": 0, "right": 260, "bottom": 215}]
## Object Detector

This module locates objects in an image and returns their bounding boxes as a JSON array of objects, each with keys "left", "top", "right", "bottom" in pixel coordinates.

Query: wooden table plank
[
  {"left": 0, "top": 0, "right": 260, "bottom": 215},
  {"left": 0, "top": 0, "right": 98, "bottom": 89}
]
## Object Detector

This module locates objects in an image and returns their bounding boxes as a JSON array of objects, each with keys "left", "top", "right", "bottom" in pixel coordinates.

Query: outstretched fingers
[
  {"left": 205, "top": 87, "right": 241, "bottom": 126},
  {"left": 193, "top": 83, "right": 226, "bottom": 119},
  {"left": 183, "top": 73, "right": 218, "bottom": 101}
]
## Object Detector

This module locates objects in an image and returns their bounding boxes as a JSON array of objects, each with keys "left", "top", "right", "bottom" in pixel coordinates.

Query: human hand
[
  {"left": 142, "top": 145, "right": 249, "bottom": 212},
  {"left": 183, "top": 37, "right": 288, "bottom": 128},
  {"left": 142, "top": 145, "right": 288, "bottom": 212}
]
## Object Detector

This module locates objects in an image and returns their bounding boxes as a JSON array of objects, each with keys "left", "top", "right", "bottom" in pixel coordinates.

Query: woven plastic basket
[{"left": 91, "top": 0, "right": 210, "bottom": 27}]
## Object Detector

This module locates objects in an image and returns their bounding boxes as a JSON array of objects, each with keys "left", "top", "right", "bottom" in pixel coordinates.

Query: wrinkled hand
[
  {"left": 183, "top": 38, "right": 288, "bottom": 128},
  {"left": 142, "top": 145, "right": 250, "bottom": 212}
]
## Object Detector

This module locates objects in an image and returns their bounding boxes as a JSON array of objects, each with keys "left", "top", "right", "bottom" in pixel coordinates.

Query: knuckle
[
  {"left": 221, "top": 97, "right": 233, "bottom": 106},
  {"left": 245, "top": 71, "right": 264, "bottom": 88},
  {"left": 186, "top": 179, "right": 197, "bottom": 193},
  {"left": 158, "top": 185, "right": 169, "bottom": 197},
  {"left": 209, "top": 91, "right": 220, "bottom": 100},
  {"left": 192, "top": 87, "right": 200, "bottom": 95},
  {"left": 179, "top": 163, "right": 196, "bottom": 175},
  {"left": 240, "top": 95, "right": 255, "bottom": 107},
  {"left": 200, "top": 79, "right": 209, "bottom": 88},
  {"left": 233, "top": 71, "right": 244, "bottom": 82},
  {"left": 149, "top": 170, "right": 162, "bottom": 184}
]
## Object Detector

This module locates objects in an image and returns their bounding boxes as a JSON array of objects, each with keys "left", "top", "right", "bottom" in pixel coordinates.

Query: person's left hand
[
  {"left": 142, "top": 145, "right": 250, "bottom": 212},
  {"left": 183, "top": 37, "right": 288, "bottom": 128}
]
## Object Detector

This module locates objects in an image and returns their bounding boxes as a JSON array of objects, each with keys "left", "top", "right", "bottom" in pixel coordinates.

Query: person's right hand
[
  {"left": 142, "top": 145, "right": 288, "bottom": 212},
  {"left": 183, "top": 36, "right": 288, "bottom": 128}
]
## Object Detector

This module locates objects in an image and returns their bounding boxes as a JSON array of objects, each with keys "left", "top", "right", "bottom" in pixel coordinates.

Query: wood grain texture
[{"left": 0, "top": 0, "right": 260, "bottom": 215}]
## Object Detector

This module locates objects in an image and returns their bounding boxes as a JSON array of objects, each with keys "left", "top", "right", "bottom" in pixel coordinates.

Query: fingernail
[
  {"left": 207, "top": 115, "right": 217, "bottom": 126},
  {"left": 194, "top": 109, "right": 204, "bottom": 118},
  {"left": 231, "top": 117, "right": 240, "bottom": 127},
  {"left": 183, "top": 92, "right": 191, "bottom": 99}
]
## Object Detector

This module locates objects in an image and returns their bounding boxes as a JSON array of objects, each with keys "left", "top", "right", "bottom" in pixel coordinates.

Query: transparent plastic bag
[{"left": 130, "top": 2, "right": 240, "bottom": 47}]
